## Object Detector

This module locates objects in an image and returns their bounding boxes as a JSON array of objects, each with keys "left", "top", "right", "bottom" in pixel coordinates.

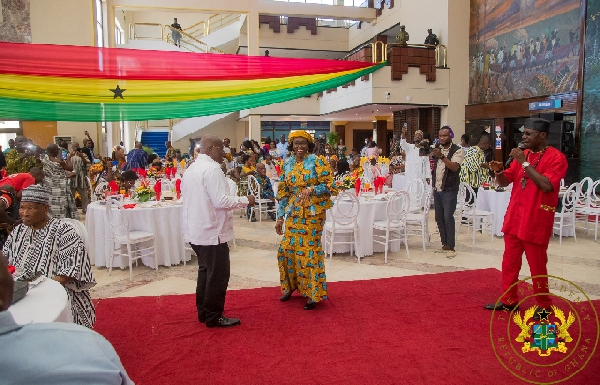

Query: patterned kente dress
[
  {"left": 276, "top": 154, "right": 334, "bottom": 303},
  {"left": 42, "top": 155, "right": 79, "bottom": 219},
  {"left": 3, "top": 218, "right": 97, "bottom": 328}
]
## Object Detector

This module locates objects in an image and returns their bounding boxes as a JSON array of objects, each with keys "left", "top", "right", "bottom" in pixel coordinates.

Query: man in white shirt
[
  {"left": 276, "top": 135, "right": 287, "bottom": 160},
  {"left": 182, "top": 135, "right": 255, "bottom": 328},
  {"left": 400, "top": 126, "right": 432, "bottom": 189}
]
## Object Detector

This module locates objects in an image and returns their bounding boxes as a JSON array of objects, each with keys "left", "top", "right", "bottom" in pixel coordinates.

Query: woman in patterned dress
[{"left": 275, "top": 130, "right": 334, "bottom": 310}]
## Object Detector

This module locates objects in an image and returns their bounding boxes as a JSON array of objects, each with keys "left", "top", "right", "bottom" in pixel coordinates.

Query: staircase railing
[
  {"left": 164, "top": 25, "right": 209, "bottom": 53},
  {"left": 129, "top": 23, "right": 163, "bottom": 40}
]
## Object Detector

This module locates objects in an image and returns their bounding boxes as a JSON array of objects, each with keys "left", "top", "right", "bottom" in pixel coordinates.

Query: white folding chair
[
  {"left": 456, "top": 182, "right": 494, "bottom": 245},
  {"left": 323, "top": 191, "right": 360, "bottom": 263},
  {"left": 553, "top": 182, "right": 580, "bottom": 244},
  {"left": 247, "top": 175, "right": 276, "bottom": 222},
  {"left": 62, "top": 218, "right": 89, "bottom": 250},
  {"left": 406, "top": 179, "right": 425, "bottom": 213},
  {"left": 373, "top": 190, "right": 410, "bottom": 263},
  {"left": 405, "top": 187, "right": 433, "bottom": 251},
  {"left": 105, "top": 198, "right": 157, "bottom": 281}
]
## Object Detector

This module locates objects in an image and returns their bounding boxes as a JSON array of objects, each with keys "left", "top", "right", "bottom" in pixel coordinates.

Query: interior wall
[
  {"left": 348, "top": 1, "right": 448, "bottom": 51},
  {"left": 444, "top": 0, "right": 469, "bottom": 139},
  {"left": 22, "top": 121, "right": 57, "bottom": 147}
]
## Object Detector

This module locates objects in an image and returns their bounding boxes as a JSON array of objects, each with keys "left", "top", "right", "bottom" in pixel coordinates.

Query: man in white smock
[{"left": 400, "top": 126, "right": 431, "bottom": 193}]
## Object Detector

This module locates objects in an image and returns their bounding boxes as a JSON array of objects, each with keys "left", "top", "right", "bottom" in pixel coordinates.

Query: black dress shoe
[
  {"left": 280, "top": 289, "right": 295, "bottom": 302},
  {"left": 206, "top": 316, "right": 241, "bottom": 328},
  {"left": 198, "top": 316, "right": 206, "bottom": 323},
  {"left": 304, "top": 300, "right": 316, "bottom": 310},
  {"left": 484, "top": 302, "right": 519, "bottom": 311}
]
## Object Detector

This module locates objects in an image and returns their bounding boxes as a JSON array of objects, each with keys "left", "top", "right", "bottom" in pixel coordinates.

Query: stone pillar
[
  {"left": 248, "top": 115, "right": 261, "bottom": 143},
  {"left": 374, "top": 116, "right": 388, "bottom": 156}
]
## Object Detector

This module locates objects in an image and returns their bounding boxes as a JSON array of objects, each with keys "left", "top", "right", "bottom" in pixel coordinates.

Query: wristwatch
[
  {"left": 522, "top": 161, "right": 530, "bottom": 169},
  {"left": 440, "top": 154, "right": 446, "bottom": 160}
]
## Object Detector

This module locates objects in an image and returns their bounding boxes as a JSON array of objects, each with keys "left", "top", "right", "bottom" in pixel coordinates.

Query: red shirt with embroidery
[{"left": 501, "top": 147, "right": 567, "bottom": 245}]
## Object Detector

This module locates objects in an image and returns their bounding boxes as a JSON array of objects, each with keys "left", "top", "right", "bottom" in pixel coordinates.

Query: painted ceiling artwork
[{"left": 0, "top": 42, "right": 384, "bottom": 122}]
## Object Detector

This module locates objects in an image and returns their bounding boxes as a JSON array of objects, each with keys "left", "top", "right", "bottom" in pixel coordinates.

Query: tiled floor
[{"left": 89, "top": 214, "right": 600, "bottom": 301}]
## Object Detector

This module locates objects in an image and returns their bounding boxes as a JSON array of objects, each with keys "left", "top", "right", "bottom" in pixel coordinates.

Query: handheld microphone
[{"left": 504, "top": 142, "right": 525, "bottom": 168}]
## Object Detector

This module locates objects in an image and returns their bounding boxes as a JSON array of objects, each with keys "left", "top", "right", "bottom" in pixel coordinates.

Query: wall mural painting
[
  {"left": 469, "top": 0, "right": 581, "bottom": 105},
  {"left": 580, "top": 0, "right": 600, "bottom": 180},
  {"left": 0, "top": 0, "right": 31, "bottom": 43}
]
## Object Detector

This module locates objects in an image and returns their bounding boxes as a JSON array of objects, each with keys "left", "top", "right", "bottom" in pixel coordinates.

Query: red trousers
[{"left": 501, "top": 233, "right": 551, "bottom": 308}]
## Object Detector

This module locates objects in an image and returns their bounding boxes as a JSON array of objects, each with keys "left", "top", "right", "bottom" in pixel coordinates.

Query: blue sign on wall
[{"left": 528, "top": 100, "right": 563, "bottom": 111}]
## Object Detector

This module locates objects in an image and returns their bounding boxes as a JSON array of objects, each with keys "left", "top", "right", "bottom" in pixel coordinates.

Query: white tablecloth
[
  {"left": 475, "top": 189, "right": 512, "bottom": 236},
  {"left": 8, "top": 278, "right": 72, "bottom": 324},
  {"left": 476, "top": 189, "right": 573, "bottom": 237},
  {"left": 86, "top": 201, "right": 190, "bottom": 268},
  {"left": 325, "top": 196, "right": 401, "bottom": 257},
  {"left": 392, "top": 174, "right": 406, "bottom": 191}
]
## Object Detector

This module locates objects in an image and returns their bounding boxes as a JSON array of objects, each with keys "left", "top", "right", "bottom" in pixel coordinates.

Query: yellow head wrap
[
  {"left": 288, "top": 130, "right": 314, "bottom": 144},
  {"left": 329, "top": 155, "right": 338, "bottom": 162}
]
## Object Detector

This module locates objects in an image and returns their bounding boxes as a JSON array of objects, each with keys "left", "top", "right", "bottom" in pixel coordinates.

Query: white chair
[
  {"left": 373, "top": 190, "right": 410, "bottom": 263},
  {"left": 247, "top": 175, "right": 276, "bottom": 222},
  {"left": 456, "top": 182, "right": 494, "bottom": 245},
  {"left": 553, "top": 182, "right": 580, "bottom": 244},
  {"left": 405, "top": 187, "right": 433, "bottom": 251},
  {"left": 238, "top": 179, "right": 248, "bottom": 218},
  {"left": 406, "top": 179, "right": 425, "bottom": 213},
  {"left": 105, "top": 198, "right": 157, "bottom": 281},
  {"left": 62, "top": 218, "right": 88, "bottom": 250},
  {"left": 575, "top": 179, "right": 600, "bottom": 241},
  {"left": 323, "top": 191, "right": 360, "bottom": 263}
]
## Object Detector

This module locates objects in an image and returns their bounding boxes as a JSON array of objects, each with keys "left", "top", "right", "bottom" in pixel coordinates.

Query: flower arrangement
[
  {"left": 135, "top": 180, "right": 153, "bottom": 202},
  {"left": 334, "top": 173, "right": 357, "bottom": 190},
  {"left": 146, "top": 168, "right": 164, "bottom": 180}
]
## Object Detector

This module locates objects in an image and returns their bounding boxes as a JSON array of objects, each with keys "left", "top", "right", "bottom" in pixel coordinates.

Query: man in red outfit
[{"left": 484, "top": 118, "right": 567, "bottom": 316}]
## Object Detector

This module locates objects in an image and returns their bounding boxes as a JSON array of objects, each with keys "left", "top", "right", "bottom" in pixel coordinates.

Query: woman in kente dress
[{"left": 275, "top": 130, "right": 334, "bottom": 310}]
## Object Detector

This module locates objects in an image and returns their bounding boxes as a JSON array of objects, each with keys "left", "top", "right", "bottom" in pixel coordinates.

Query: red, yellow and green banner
[{"left": 0, "top": 42, "right": 384, "bottom": 122}]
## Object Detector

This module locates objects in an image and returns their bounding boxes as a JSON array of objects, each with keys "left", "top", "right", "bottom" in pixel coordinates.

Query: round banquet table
[
  {"left": 392, "top": 174, "right": 406, "bottom": 191},
  {"left": 324, "top": 195, "right": 402, "bottom": 258},
  {"left": 8, "top": 278, "right": 72, "bottom": 324},
  {"left": 476, "top": 188, "right": 574, "bottom": 237},
  {"left": 475, "top": 189, "right": 512, "bottom": 236},
  {"left": 86, "top": 201, "right": 190, "bottom": 268}
]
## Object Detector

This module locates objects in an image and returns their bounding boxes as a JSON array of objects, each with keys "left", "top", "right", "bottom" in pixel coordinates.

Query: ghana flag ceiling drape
[{"left": 0, "top": 42, "right": 385, "bottom": 122}]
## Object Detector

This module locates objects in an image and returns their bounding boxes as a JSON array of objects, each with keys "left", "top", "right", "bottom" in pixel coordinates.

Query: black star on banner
[
  {"left": 537, "top": 308, "right": 552, "bottom": 322},
  {"left": 109, "top": 85, "right": 126, "bottom": 99}
]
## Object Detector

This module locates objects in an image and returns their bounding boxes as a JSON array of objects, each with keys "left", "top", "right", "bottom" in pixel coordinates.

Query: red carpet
[{"left": 93, "top": 269, "right": 600, "bottom": 384}]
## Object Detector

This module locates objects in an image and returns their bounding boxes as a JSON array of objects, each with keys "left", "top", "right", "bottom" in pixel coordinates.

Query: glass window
[{"left": 95, "top": 0, "right": 104, "bottom": 47}]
